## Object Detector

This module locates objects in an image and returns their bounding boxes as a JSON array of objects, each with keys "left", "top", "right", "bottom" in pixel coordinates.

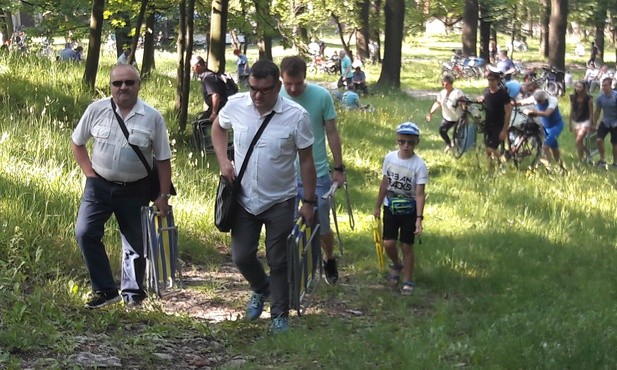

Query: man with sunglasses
[
  {"left": 279, "top": 55, "right": 345, "bottom": 285},
  {"left": 71, "top": 64, "right": 173, "bottom": 309},
  {"left": 211, "top": 60, "right": 316, "bottom": 334}
]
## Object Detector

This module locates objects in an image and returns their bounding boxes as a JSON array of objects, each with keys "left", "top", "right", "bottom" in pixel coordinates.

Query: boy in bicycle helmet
[{"left": 373, "top": 122, "right": 427, "bottom": 295}]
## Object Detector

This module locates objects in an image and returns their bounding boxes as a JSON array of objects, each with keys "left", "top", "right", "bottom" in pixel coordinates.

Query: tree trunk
[
  {"left": 375, "top": 0, "right": 404, "bottom": 90},
  {"left": 462, "top": 0, "right": 478, "bottom": 57},
  {"left": 1, "top": 10, "right": 13, "bottom": 39},
  {"left": 141, "top": 10, "right": 156, "bottom": 78},
  {"left": 548, "top": 0, "right": 568, "bottom": 71},
  {"left": 175, "top": 0, "right": 186, "bottom": 114},
  {"left": 176, "top": 0, "right": 194, "bottom": 132},
  {"left": 83, "top": 0, "right": 105, "bottom": 91},
  {"left": 128, "top": 0, "right": 149, "bottom": 66},
  {"left": 210, "top": 0, "right": 229, "bottom": 69},
  {"left": 479, "top": 17, "right": 491, "bottom": 62},
  {"left": 540, "top": 0, "right": 550, "bottom": 58},
  {"left": 254, "top": 0, "right": 273, "bottom": 60},
  {"left": 356, "top": 0, "right": 370, "bottom": 62},
  {"left": 371, "top": 0, "right": 382, "bottom": 63},
  {"left": 593, "top": 0, "right": 608, "bottom": 64}
]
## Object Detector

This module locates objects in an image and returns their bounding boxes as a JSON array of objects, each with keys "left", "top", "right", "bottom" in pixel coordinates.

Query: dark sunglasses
[
  {"left": 111, "top": 80, "right": 137, "bottom": 87},
  {"left": 248, "top": 84, "right": 276, "bottom": 95},
  {"left": 397, "top": 139, "right": 418, "bottom": 146}
]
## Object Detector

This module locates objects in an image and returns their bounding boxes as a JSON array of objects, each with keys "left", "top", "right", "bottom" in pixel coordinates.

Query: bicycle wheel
[
  {"left": 513, "top": 134, "right": 542, "bottom": 169},
  {"left": 546, "top": 81, "right": 560, "bottom": 97},
  {"left": 452, "top": 118, "right": 468, "bottom": 159}
]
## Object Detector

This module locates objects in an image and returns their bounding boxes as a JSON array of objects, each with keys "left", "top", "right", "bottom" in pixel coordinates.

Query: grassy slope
[{"left": 1, "top": 34, "right": 617, "bottom": 369}]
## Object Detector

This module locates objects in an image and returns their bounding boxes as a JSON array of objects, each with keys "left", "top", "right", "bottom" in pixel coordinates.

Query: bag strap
[
  {"left": 235, "top": 110, "right": 276, "bottom": 184},
  {"left": 110, "top": 99, "right": 153, "bottom": 175}
]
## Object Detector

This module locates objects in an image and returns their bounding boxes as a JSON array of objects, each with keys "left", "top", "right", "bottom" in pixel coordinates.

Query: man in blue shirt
[
  {"left": 593, "top": 77, "right": 617, "bottom": 168},
  {"left": 496, "top": 50, "right": 516, "bottom": 81}
]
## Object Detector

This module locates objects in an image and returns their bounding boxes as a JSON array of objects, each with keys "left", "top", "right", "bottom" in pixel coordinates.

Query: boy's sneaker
[
  {"left": 270, "top": 315, "right": 289, "bottom": 334},
  {"left": 85, "top": 290, "right": 121, "bottom": 309},
  {"left": 323, "top": 258, "right": 339, "bottom": 285},
  {"left": 246, "top": 292, "right": 267, "bottom": 320}
]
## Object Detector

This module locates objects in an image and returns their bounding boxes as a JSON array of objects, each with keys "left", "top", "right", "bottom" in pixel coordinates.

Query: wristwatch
[{"left": 302, "top": 198, "right": 317, "bottom": 205}]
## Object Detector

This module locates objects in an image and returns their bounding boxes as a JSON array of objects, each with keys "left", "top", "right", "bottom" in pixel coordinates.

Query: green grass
[{"left": 2, "top": 37, "right": 617, "bottom": 369}]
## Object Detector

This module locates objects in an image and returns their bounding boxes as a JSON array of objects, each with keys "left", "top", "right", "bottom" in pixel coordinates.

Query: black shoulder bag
[
  {"left": 215, "top": 110, "right": 275, "bottom": 232},
  {"left": 110, "top": 99, "right": 176, "bottom": 201}
]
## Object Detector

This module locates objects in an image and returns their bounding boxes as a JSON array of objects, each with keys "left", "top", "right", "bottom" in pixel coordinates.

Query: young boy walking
[{"left": 373, "top": 122, "right": 427, "bottom": 294}]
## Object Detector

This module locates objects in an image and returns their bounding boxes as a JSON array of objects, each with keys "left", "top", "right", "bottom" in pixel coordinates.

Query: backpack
[{"left": 218, "top": 73, "right": 238, "bottom": 97}]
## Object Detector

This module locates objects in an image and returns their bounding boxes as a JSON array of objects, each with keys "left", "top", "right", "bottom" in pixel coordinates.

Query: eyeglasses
[
  {"left": 111, "top": 80, "right": 137, "bottom": 87},
  {"left": 249, "top": 84, "right": 276, "bottom": 95},
  {"left": 397, "top": 139, "right": 418, "bottom": 146}
]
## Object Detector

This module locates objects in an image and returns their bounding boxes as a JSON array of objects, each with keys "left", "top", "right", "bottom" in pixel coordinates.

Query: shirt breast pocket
[
  {"left": 92, "top": 125, "right": 111, "bottom": 141},
  {"left": 128, "top": 129, "right": 151, "bottom": 148},
  {"left": 263, "top": 132, "right": 294, "bottom": 159}
]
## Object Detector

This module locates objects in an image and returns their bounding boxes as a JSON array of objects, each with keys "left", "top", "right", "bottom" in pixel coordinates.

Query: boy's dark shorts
[
  {"left": 597, "top": 122, "right": 617, "bottom": 144},
  {"left": 382, "top": 206, "right": 416, "bottom": 245}
]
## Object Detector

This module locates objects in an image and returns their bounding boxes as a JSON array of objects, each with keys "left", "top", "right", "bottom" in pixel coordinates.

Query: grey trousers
[{"left": 230, "top": 198, "right": 295, "bottom": 318}]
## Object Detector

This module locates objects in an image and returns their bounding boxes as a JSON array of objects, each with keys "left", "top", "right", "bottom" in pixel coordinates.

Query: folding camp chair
[
  {"left": 287, "top": 215, "right": 321, "bottom": 315},
  {"left": 584, "top": 131, "right": 599, "bottom": 164},
  {"left": 372, "top": 216, "right": 385, "bottom": 272},
  {"left": 321, "top": 181, "right": 356, "bottom": 256},
  {"left": 141, "top": 205, "right": 181, "bottom": 297},
  {"left": 191, "top": 111, "right": 234, "bottom": 159}
]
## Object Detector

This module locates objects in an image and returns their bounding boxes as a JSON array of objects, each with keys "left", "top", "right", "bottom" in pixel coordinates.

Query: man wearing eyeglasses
[
  {"left": 279, "top": 55, "right": 346, "bottom": 285},
  {"left": 211, "top": 59, "right": 316, "bottom": 334},
  {"left": 71, "top": 64, "right": 173, "bottom": 309}
]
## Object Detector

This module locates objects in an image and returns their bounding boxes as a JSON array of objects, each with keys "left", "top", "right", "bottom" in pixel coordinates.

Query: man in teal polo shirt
[{"left": 280, "top": 55, "right": 347, "bottom": 284}]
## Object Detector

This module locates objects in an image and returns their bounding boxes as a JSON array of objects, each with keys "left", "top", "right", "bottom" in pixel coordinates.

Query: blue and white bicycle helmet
[{"left": 396, "top": 122, "right": 420, "bottom": 136}]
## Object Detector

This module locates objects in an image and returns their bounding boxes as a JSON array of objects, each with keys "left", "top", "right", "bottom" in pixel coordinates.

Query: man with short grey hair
[{"left": 71, "top": 64, "right": 173, "bottom": 309}]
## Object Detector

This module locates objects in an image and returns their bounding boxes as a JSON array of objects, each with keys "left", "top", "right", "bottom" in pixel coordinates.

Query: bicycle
[
  {"left": 536, "top": 65, "right": 565, "bottom": 97},
  {"left": 452, "top": 97, "right": 486, "bottom": 158},
  {"left": 504, "top": 106, "right": 543, "bottom": 169}
]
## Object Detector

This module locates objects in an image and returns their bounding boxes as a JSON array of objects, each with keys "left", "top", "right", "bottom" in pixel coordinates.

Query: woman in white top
[{"left": 425, "top": 74, "right": 465, "bottom": 153}]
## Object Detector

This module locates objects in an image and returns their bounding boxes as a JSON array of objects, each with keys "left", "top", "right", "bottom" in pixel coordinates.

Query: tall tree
[
  {"left": 253, "top": 0, "right": 272, "bottom": 60},
  {"left": 209, "top": 0, "right": 229, "bottom": 69},
  {"left": 548, "top": 0, "right": 568, "bottom": 71},
  {"left": 462, "top": 0, "right": 478, "bottom": 56},
  {"left": 83, "top": 0, "right": 105, "bottom": 90},
  {"left": 128, "top": 0, "right": 149, "bottom": 65},
  {"left": 592, "top": 0, "right": 609, "bottom": 63},
  {"left": 356, "top": 0, "right": 370, "bottom": 61},
  {"left": 539, "top": 0, "right": 549, "bottom": 58},
  {"left": 141, "top": 9, "right": 156, "bottom": 77},
  {"left": 375, "top": 0, "right": 404, "bottom": 89}
]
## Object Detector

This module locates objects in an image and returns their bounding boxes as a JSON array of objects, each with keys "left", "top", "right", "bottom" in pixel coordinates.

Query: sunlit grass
[{"left": 2, "top": 38, "right": 617, "bottom": 368}]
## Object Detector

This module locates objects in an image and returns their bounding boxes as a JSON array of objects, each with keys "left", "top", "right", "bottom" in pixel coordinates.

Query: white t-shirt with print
[{"left": 381, "top": 150, "right": 428, "bottom": 206}]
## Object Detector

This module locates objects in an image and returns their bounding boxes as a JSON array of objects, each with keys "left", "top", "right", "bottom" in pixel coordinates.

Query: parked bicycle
[
  {"left": 536, "top": 65, "right": 565, "bottom": 97},
  {"left": 504, "top": 106, "right": 543, "bottom": 169},
  {"left": 452, "top": 97, "right": 486, "bottom": 158}
]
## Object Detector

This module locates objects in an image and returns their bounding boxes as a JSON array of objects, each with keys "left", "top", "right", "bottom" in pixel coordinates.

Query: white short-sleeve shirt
[
  {"left": 381, "top": 151, "right": 428, "bottom": 206},
  {"left": 71, "top": 98, "right": 172, "bottom": 182},
  {"left": 218, "top": 93, "right": 314, "bottom": 215},
  {"left": 437, "top": 88, "right": 465, "bottom": 122}
]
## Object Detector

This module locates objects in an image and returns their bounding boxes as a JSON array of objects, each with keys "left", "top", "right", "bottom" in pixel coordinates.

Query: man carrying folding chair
[{"left": 280, "top": 56, "right": 347, "bottom": 285}]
